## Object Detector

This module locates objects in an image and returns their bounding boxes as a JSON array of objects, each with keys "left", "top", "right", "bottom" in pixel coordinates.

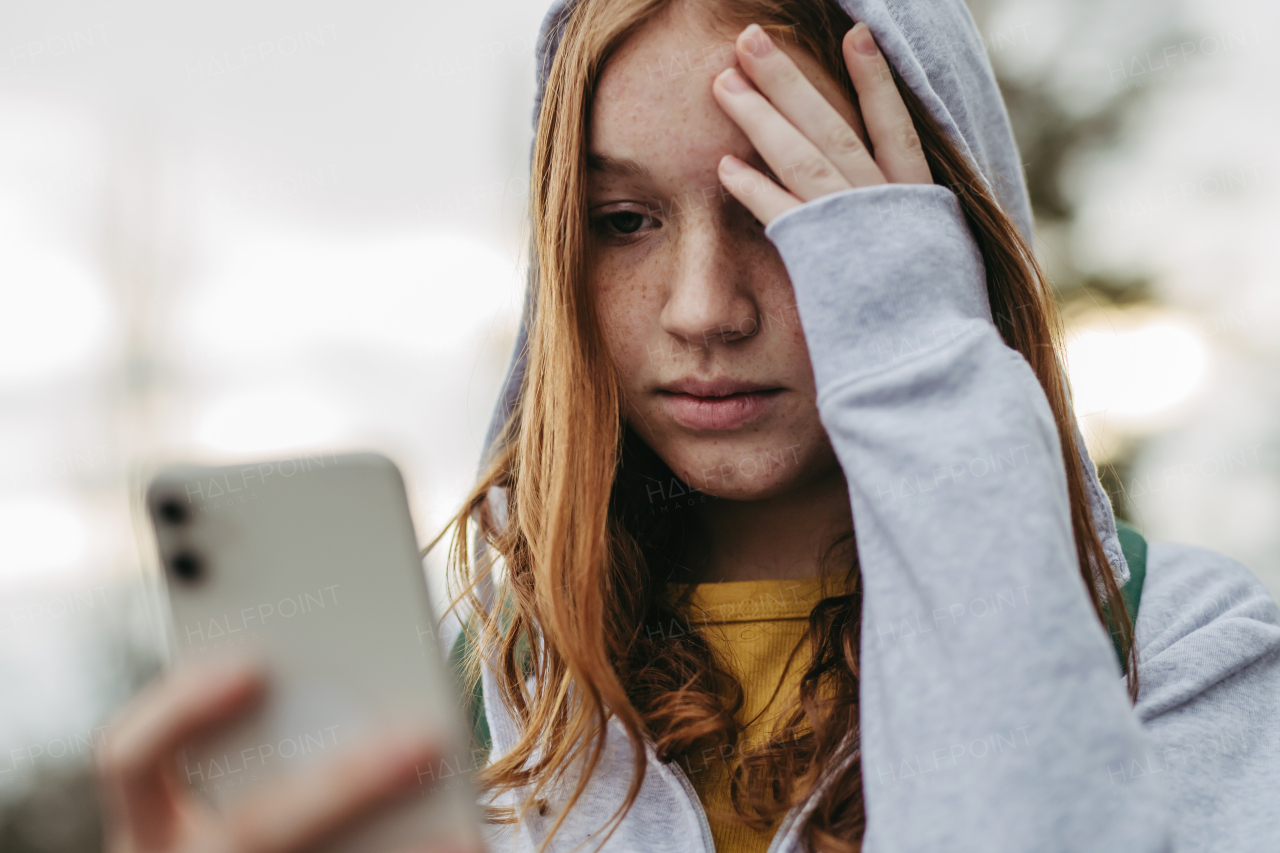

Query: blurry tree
[
  {"left": 0, "top": 768, "right": 103, "bottom": 853},
  {"left": 0, "top": 583, "right": 163, "bottom": 853},
  {"left": 967, "top": 0, "right": 1194, "bottom": 518}
]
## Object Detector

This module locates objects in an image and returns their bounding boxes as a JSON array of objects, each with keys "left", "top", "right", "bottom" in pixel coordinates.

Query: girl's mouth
[{"left": 657, "top": 380, "right": 783, "bottom": 431}]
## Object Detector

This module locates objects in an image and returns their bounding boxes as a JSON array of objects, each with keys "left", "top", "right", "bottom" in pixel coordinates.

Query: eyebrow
[{"left": 586, "top": 152, "right": 652, "bottom": 180}]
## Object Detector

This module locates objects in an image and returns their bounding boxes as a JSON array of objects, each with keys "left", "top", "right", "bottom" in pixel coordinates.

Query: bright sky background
[{"left": 0, "top": 0, "right": 1278, "bottom": 784}]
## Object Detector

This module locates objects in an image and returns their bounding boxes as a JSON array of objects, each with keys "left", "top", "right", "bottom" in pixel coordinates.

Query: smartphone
[{"left": 145, "top": 451, "right": 481, "bottom": 853}]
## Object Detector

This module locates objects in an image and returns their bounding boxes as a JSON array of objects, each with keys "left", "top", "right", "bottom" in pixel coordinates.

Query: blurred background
[{"left": 0, "top": 0, "right": 1275, "bottom": 848}]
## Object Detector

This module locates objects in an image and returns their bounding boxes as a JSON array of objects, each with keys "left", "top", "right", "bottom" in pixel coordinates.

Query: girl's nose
[{"left": 658, "top": 221, "right": 760, "bottom": 349}]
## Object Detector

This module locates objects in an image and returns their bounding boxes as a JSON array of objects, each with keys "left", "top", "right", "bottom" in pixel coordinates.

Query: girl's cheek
[{"left": 596, "top": 283, "right": 667, "bottom": 376}]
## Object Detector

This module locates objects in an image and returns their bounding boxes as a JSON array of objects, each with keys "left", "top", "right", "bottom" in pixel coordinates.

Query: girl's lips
[{"left": 659, "top": 389, "right": 781, "bottom": 431}]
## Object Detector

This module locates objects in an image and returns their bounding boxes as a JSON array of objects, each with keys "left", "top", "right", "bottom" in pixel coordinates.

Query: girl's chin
[{"left": 671, "top": 454, "right": 809, "bottom": 501}]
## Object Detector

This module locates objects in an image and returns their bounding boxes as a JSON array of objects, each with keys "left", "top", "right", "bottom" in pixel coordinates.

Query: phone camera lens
[
  {"left": 169, "top": 551, "right": 202, "bottom": 582},
  {"left": 157, "top": 497, "right": 189, "bottom": 525}
]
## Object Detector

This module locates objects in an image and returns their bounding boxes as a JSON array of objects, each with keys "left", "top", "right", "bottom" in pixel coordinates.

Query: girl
[
  {"left": 98, "top": 1, "right": 1280, "bottom": 852},
  {"left": 447, "top": 1, "right": 1280, "bottom": 850}
]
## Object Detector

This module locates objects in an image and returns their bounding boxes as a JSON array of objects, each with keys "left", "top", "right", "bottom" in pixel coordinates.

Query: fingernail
[
  {"left": 720, "top": 154, "right": 744, "bottom": 174},
  {"left": 718, "top": 68, "right": 749, "bottom": 93},
  {"left": 853, "top": 23, "right": 878, "bottom": 56},
  {"left": 742, "top": 23, "right": 773, "bottom": 56}
]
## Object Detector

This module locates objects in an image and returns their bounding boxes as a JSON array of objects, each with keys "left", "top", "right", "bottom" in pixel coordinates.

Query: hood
[{"left": 481, "top": 0, "right": 1129, "bottom": 585}]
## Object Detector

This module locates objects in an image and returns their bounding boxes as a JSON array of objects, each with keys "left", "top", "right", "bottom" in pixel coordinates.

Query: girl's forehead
[
  {"left": 589, "top": 18, "right": 746, "bottom": 176},
  {"left": 594, "top": 10, "right": 738, "bottom": 110},
  {"left": 589, "top": 18, "right": 849, "bottom": 184}
]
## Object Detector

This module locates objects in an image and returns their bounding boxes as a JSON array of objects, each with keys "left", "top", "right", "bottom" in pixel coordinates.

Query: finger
[
  {"left": 712, "top": 67, "right": 853, "bottom": 203},
  {"left": 718, "top": 154, "right": 800, "bottom": 227},
  {"left": 98, "top": 658, "right": 265, "bottom": 834},
  {"left": 229, "top": 731, "right": 444, "bottom": 853},
  {"left": 842, "top": 23, "right": 932, "bottom": 185},
  {"left": 734, "top": 24, "right": 885, "bottom": 189}
]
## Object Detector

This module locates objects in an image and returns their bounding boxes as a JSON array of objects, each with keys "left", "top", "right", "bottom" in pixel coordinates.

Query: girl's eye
[
  {"left": 591, "top": 208, "right": 659, "bottom": 239},
  {"left": 608, "top": 212, "right": 645, "bottom": 233}
]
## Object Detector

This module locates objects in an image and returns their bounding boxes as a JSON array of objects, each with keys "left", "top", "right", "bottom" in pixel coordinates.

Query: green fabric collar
[{"left": 1108, "top": 519, "right": 1148, "bottom": 672}]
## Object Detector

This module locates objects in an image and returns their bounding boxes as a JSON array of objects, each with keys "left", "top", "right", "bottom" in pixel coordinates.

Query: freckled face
[{"left": 586, "top": 8, "right": 858, "bottom": 500}]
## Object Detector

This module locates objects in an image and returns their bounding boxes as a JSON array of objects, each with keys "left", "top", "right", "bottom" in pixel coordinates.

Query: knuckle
[
  {"left": 826, "top": 125, "right": 865, "bottom": 158},
  {"left": 900, "top": 126, "right": 923, "bottom": 154},
  {"left": 794, "top": 156, "right": 837, "bottom": 186}
]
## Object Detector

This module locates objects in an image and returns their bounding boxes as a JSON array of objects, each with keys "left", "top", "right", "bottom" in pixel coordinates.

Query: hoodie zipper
[
  {"left": 763, "top": 804, "right": 804, "bottom": 853},
  {"left": 666, "top": 757, "right": 718, "bottom": 853},
  {"left": 661, "top": 731, "right": 861, "bottom": 853},
  {"left": 664, "top": 755, "right": 805, "bottom": 853}
]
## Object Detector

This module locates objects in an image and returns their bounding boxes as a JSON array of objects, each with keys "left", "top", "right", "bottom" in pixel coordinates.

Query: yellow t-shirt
[{"left": 667, "top": 576, "right": 830, "bottom": 853}]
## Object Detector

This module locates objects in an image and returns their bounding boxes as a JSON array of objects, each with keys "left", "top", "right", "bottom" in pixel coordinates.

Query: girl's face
[{"left": 587, "top": 6, "right": 862, "bottom": 501}]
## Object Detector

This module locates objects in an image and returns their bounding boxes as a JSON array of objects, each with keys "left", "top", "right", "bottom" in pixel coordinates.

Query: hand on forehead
[{"left": 589, "top": 7, "right": 868, "bottom": 199}]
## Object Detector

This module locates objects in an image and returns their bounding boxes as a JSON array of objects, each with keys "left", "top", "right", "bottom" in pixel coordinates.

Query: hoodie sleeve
[{"left": 764, "top": 183, "right": 1174, "bottom": 852}]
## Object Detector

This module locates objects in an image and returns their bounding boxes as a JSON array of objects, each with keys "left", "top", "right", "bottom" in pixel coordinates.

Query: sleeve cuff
[{"left": 764, "top": 183, "right": 995, "bottom": 393}]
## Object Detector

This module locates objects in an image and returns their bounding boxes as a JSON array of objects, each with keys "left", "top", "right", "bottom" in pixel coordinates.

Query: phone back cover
[{"left": 147, "top": 451, "right": 481, "bottom": 852}]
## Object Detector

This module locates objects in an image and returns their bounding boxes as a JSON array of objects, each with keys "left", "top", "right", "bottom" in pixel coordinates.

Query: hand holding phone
[
  {"left": 104, "top": 452, "right": 484, "bottom": 853},
  {"left": 97, "top": 658, "right": 478, "bottom": 853}
]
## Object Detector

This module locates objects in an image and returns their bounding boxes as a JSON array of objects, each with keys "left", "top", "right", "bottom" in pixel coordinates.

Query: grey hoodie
[{"left": 472, "top": 1, "right": 1280, "bottom": 851}]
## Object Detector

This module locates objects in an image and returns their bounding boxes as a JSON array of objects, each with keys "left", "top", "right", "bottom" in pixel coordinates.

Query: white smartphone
[{"left": 145, "top": 451, "right": 482, "bottom": 853}]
